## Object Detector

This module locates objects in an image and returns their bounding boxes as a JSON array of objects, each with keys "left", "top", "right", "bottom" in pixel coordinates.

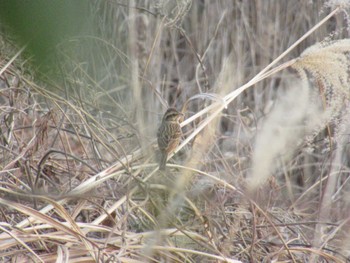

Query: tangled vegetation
[{"left": 0, "top": 1, "right": 350, "bottom": 262}]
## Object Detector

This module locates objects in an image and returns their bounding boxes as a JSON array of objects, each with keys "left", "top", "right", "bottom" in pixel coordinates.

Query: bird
[{"left": 157, "top": 108, "right": 183, "bottom": 171}]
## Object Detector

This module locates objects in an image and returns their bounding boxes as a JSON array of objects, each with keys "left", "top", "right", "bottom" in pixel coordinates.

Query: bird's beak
[{"left": 179, "top": 112, "right": 185, "bottom": 122}]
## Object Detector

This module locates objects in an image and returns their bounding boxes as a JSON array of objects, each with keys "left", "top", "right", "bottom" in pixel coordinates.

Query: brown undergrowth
[{"left": 0, "top": 1, "right": 350, "bottom": 262}]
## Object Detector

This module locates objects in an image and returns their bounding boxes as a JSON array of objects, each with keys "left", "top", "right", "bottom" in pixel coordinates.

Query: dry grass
[{"left": 1, "top": 0, "right": 350, "bottom": 262}]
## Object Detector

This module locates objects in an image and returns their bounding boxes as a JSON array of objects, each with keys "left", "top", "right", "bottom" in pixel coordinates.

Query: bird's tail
[{"left": 159, "top": 153, "right": 168, "bottom": 171}]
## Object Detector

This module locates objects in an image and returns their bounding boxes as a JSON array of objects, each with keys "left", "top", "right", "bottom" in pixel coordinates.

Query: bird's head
[{"left": 162, "top": 108, "right": 184, "bottom": 122}]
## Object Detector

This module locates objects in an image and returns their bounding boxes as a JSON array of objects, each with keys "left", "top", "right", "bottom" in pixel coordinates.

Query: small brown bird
[{"left": 157, "top": 108, "right": 183, "bottom": 170}]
